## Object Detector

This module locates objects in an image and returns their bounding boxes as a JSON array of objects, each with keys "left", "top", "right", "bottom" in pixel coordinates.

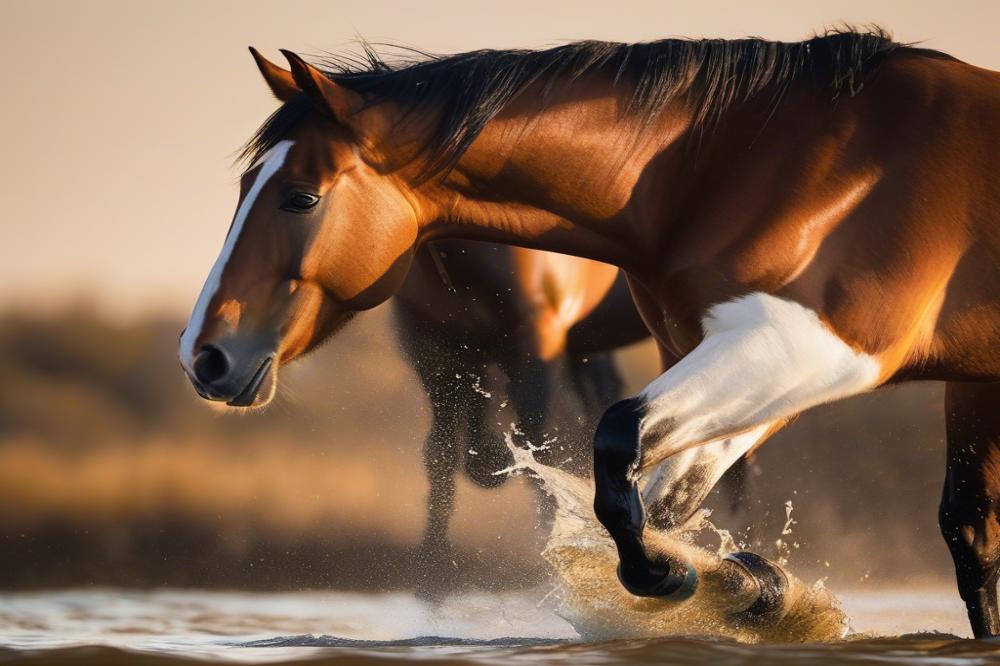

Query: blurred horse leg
[
  {"left": 940, "top": 381, "right": 1000, "bottom": 638},
  {"left": 393, "top": 305, "right": 469, "bottom": 594},
  {"left": 461, "top": 370, "right": 513, "bottom": 488},
  {"left": 568, "top": 352, "right": 625, "bottom": 426},
  {"left": 495, "top": 334, "right": 568, "bottom": 529},
  {"left": 419, "top": 379, "right": 463, "bottom": 567},
  {"left": 499, "top": 336, "right": 552, "bottom": 454}
]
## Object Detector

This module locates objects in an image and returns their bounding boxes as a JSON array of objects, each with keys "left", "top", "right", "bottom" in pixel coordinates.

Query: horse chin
[
  {"left": 246, "top": 367, "right": 278, "bottom": 409},
  {"left": 223, "top": 357, "right": 278, "bottom": 411}
]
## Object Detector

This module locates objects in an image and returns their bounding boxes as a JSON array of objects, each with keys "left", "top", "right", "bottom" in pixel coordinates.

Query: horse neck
[
  {"left": 412, "top": 74, "right": 875, "bottom": 281},
  {"left": 417, "top": 86, "right": 694, "bottom": 271}
]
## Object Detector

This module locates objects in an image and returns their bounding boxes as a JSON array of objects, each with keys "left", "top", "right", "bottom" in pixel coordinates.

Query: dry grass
[{"left": 0, "top": 436, "right": 540, "bottom": 554}]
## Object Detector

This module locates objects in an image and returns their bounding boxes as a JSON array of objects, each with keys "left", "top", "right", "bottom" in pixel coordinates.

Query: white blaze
[{"left": 179, "top": 140, "right": 294, "bottom": 372}]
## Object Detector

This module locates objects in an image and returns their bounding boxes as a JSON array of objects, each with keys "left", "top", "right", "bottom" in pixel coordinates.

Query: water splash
[
  {"left": 498, "top": 435, "right": 848, "bottom": 643},
  {"left": 775, "top": 500, "right": 799, "bottom": 567}
]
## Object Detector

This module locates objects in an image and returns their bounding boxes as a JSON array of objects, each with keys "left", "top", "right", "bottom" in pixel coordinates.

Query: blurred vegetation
[
  {"left": 0, "top": 304, "right": 954, "bottom": 592},
  {"left": 0, "top": 305, "right": 543, "bottom": 591}
]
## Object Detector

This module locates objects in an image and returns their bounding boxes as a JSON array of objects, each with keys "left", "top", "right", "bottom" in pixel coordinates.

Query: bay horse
[
  {"left": 393, "top": 241, "right": 648, "bottom": 578},
  {"left": 179, "top": 30, "right": 1000, "bottom": 636}
]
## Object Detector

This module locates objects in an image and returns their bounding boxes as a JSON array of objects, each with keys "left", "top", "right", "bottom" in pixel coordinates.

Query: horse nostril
[{"left": 193, "top": 344, "right": 231, "bottom": 386}]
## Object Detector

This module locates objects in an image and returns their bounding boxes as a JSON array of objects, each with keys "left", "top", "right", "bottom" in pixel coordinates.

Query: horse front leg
[
  {"left": 593, "top": 293, "right": 883, "bottom": 612},
  {"left": 568, "top": 351, "right": 625, "bottom": 426},
  {"left": 940, "top": 381, "right": 1000, "bottom": 638},
  {"left": 593, "top": 397, "right": 698, "bottom": 597},
  {"left": 593, "top": 404, "right": 773, "bottom": 599}
]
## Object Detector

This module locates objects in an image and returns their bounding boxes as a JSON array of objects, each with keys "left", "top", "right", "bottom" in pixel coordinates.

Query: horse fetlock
[
  {"left": 966, "top": 591, "right": 1000, "bottom": 639},
  {"left": 616, "top": 552, "right": 698, "bottom": 600},
  {"left": 594, "top": 481, "right": 646, "bottom": 535}
]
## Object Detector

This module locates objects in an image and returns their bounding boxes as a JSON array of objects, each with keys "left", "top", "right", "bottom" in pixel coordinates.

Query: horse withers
[{"left": 180, "top": 31, "right": 1000, "bottom": 636}]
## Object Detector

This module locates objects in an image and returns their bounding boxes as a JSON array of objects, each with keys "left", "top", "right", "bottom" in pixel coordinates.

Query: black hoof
[
  {"left": 725, "top": 551, "right": 789, "bottom": 623},
  {"left": 617, "top": 559, "right": 698, "bottom": 601}
]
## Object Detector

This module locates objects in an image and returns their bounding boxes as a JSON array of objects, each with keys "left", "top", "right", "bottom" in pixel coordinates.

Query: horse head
[{"left": 179, "top": 50, "right": 423, "bottom": 406}]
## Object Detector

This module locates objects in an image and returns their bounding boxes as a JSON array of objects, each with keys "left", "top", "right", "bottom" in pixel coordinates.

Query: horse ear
[
  {"left": 280, "top": 49, "right": 363, "bottom": 123},
  {"left": 249, "top": 47, "right": 300, "bottom": 102}
]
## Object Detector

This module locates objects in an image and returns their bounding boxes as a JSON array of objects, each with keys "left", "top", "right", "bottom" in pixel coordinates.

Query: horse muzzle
[{"left": 185, "top": 340, "right": 276, "bottom": 407}]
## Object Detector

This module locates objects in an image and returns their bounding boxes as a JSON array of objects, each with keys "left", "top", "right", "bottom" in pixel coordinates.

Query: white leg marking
[
  {"left": 179, "top": 140, "right": 294, "bottom": 372},
  {"left": 640, "top": 423, "right": 770, "bottom": 524},
  {"left": 637, "top": 292, "right": 880, "bottom": 467}
]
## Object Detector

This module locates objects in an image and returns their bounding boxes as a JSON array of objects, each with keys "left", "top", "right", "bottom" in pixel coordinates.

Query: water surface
[{"left": 0, "top": 587, "right": 990, "bottom": 665}]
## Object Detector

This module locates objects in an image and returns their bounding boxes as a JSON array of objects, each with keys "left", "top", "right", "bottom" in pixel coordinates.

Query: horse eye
[{"left": 281, "top": 191, "right": 320, "bottom": 213}]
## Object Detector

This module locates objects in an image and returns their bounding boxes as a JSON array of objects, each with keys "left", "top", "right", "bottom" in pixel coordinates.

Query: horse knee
[{"left": 593, "top": 398, "right": 644, "bottom": 462}]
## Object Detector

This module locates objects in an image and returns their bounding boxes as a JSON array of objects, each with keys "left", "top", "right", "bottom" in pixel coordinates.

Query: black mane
[{"left": 241, "top": 28, "right": 937, "bottom": 174}]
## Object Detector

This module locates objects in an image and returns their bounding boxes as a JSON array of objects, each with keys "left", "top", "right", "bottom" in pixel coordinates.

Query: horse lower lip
[{"left": 227, "top": 357, "right": 273, "bottom": 407}]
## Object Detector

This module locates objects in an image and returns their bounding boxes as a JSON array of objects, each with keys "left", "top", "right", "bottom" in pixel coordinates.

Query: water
[
  {"left": 509, "top": 441, "right": 849, "bottom": 642},
  {"left": 2, "top": 448, "right": 994, "bottom": 664},
  {"left": 0, "top": 587, "right": 987, "bottom": 665}
]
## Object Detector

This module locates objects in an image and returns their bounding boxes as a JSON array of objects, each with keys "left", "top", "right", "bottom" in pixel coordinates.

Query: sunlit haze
[{"left": 2, "top": 0, "right": 998, "bottom": 318}]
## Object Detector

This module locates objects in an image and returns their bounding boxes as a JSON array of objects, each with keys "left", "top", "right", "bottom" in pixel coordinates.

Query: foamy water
[{"left": 494, "top": 440, "right": 850, "bottom": 642}]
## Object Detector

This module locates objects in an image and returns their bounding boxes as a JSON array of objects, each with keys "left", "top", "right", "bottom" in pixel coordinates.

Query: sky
[{"left": 2, "top": 0, "right": 997, "bottom": 319}]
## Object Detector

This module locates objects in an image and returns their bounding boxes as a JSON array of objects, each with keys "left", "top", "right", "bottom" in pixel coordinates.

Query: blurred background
[{"left": 1, "top": 0, "right": 996, "bottom": 595}]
